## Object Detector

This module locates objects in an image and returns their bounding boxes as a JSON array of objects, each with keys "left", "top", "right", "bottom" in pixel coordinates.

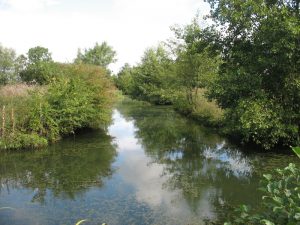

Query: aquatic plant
[{"left": 225, "top": 147, "right": 300, "bottom": 225}]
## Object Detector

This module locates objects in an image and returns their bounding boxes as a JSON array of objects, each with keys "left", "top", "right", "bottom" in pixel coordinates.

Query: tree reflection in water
[
  {"left": 116, "top": 99, "right": 260, "bottom": 222},
  {"left": 0, "top": 130, "right": 117, "bottom": 204}
]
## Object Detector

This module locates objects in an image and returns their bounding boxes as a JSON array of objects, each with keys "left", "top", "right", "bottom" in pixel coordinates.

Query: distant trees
[
  {"left": 0, "top": 44, "right": 17, "bottom": 84},
  {"left": 172, "top": 20, "right": 221, "bottom": 110},
  {"left": 0, "top": 45, "right": 56, "bottom": 85},
  {"left": 116, "top": 21, "right": 222, "bottom": 122},
  {"left": 75, "top": 42, "right": 117, "bottom": 69},
  {"left": 116, "top": 0, "right": 300, "bottom": 149},
  {"left": 0, "top": 42, "right": 117, "bottom": 85},
  {"left": 115, "top": 63, "right": 134, "bottom": 95},
  {"left": 116, "top": 45, "right": 176, "bottom": 104},
  {"left": 20, "top": 46, "right": 59, "bottom": 84},
  {"left": 132, "top": 45, "right": 176, "bottom": 104}
]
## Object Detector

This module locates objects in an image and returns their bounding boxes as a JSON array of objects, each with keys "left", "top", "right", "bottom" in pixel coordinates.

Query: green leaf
[
  {"left": 273, "top": 206, "right": 283, "bottom": 212},
  {"left": 261, "top": 219, "right": 275, "bottom": 225},
  {"left": 291, "top": 147, "right": 300, "bottom": 159},
  {"left": 272, "top": 196, "right": 283, "bottom": 204},
  {"left": 263, "top": 174, "right": 272, "bottom": 181}
]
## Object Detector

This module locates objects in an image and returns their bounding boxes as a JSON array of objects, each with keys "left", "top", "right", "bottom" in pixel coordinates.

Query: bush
[
  {"left": 0, "top": 64, "right": 115, "bottom": 150},
  {"left": 225, "top": 97, "right": 298, "bottom": 149},
  {"left": 0, "top": 133, "right": 48, "bottom": 150},
  {"left": 20, "top": 62, "right": 62, "bottom": 84},
  {"left": 173, "top": 89, "right": 224, "bottom": 127},
  {"left": 226, "top": 163, "right": 300, "bottom": 225}
]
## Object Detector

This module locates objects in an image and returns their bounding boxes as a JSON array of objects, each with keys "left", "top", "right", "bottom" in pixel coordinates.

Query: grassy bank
[
  {"left": 172, "top": 88, "right": 224, "bottom": 128},
  {"left": 0, "top": 64, "right": 115, "bottom": 150}
]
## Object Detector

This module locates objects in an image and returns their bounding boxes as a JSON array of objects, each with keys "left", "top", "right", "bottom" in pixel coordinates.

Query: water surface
[{"left": 0, "top": 99, "right": 298, "bottom": 225}]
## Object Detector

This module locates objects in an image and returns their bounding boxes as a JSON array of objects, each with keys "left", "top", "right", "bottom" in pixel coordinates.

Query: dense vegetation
[
  {"left": 0, "top": 44, "right": 116, "bottom": 150},
  {"left": 226, "top": 147, "right": 300, "bottom": 225},
  {"left": 115, "top": 0, "right": 300, "bottom": 150}
]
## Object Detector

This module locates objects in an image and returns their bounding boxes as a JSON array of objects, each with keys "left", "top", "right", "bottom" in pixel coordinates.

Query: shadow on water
[{"left": 0, "top": 98, "right": 299, "bottom": 225}]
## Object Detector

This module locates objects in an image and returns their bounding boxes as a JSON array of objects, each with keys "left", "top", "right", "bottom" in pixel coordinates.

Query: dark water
[{"left": 0, "top": 99, "right": 299, "bottom": 225}]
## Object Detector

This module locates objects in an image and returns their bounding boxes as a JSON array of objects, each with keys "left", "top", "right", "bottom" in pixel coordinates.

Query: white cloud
[
  {"left": 0, "top": 0, "right": 210, "bottom": 72},
  {"left": 1, "top": 0, "right": 60, "bottom": 11}
]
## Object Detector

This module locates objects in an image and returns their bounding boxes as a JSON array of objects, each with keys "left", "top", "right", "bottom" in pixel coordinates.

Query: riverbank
[{"left": 0, "top": 64, "right": 115, "bottom": 150}]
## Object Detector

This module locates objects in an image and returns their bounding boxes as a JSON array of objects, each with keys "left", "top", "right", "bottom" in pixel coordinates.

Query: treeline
[
  {"left": 0, "top": 43, "right": 116, "bottom": 150},
  {"left": 115, "top": 0, "right": 300, "bottom": 150}
]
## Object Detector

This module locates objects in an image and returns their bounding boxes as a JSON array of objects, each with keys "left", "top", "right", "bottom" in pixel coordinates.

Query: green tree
[
  {"left": 0, "top": 44, "right": 17, "bottom": 84},
  {"left": 74, "top": 42, "right": 117, "bottom": 69},
  {"left": 20, "top": 46, "right": 59, "bottom": 84},
  {"left": 130, "top": 45, "right": 176, "bottom": 104},
  {"left": 115, "top": 63, "right": 135, "bottom": 95},
  {"left": 27, "top": 46, "right": 52, "bottom": 64},
  {"left": 206, "top": 0, "right": 300, "bottom": 148},
  {"left": 172, "top": 20, "right": 221, "bottom": 109}
]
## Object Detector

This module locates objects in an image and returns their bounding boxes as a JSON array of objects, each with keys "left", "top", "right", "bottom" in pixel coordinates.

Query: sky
[{"left": 0, "top": 0, "right": 210, "bottom": 72}]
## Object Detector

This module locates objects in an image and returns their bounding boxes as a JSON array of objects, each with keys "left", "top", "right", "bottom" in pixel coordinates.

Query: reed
[
  {"left": 1, "top": 105, "right": 5, "bottom": 137},
  {"left": 0, "top": 83, "right": 37, "bottom": 98}
]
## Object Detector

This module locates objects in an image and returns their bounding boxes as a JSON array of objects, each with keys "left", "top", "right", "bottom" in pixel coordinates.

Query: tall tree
[
  {"left": 206, "top": 0, "right": 300, "bottom": 148},
  {"left": 171, "top": 20, "right": 221, "bottom": 108},
  {"left": 75, "top": 42, "right": 117, "bottom": 69},
  {"left": 0, "top": 44, "right": 17, "bottom": 84},
  {"left": 20, "top": 46, "right": 58, "bottom": 84},
  {"left": 27, "top": 46, "right": 52, "bottom": 64},
  {"left": 131, "top": 45, "right": 175, "bottom": 104}
]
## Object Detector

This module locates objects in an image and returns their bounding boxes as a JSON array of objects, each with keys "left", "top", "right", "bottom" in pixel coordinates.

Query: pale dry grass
[
  {"left": 192, "top": 88, "right": 224, "bottom": 124},
  {"left": 0, "top": 83, "right": 39, "bottom": 98}
]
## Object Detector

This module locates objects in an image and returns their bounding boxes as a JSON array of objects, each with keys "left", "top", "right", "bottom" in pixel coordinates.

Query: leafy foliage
[
  {"left": 226, "top": 162, "right": 300, "bottom": 225},
  {"left": 19, "top": 46, "right": 61, "bottom": 84},
  {"left": 75, "top": 42, "right": 117, "bottom": 69},
  {"left": 0, "top": 64, "right": 115, "bottom": 150},
  {"left": 0, "top": 44, "right": 17, "bottom": 84},
  {"left": 114, "top": 63, "right": 135, "bottom": 95},
  {"left": 206, "top": 0, "right": 300, "bottom": 148},
  {"left": 116, "top": 0, "right": 300, "bottom": 149},
  {"left": 115, "top": 21, "right": 223, "bottom": 127},
  {"left": 292, "top": 146, "right": 300, "bottom": 158}
]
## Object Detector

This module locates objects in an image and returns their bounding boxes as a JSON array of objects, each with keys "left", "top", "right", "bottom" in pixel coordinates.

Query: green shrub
[
  {"left": 0, "top": 133, "right": 48, "bottom": 150},
  {"left": 0, "top": 64, "right": 115, "bottom": 150},
  {"left": 173, "top": 89, "right": 224, "bottom": 127},
  {"left": 26, "top": 91, "right": 59, "bottom": 141},
  {"left": 225, "top": 98, "right": 298, "bottom": 149},
  {"left": 20, "top": 62, "right": 62, "bottom": 84},
  {"left": 226, "top": 163, "right": 300, "bottom": 225}
]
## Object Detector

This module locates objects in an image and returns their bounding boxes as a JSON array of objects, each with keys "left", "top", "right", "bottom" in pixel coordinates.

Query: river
[{"left": 0, "top": 98, "right": 298, "bottom": 225}]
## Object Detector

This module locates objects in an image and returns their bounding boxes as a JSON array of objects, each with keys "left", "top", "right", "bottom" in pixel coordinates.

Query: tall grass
[
  {"left": 0, "top": 83, "right": 38, "bottom": 98},
  {"left": 173, "top": 88, "right": 224, "bottom": 127}
]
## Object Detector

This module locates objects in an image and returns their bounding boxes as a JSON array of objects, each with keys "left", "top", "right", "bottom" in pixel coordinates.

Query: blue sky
[{"left": 0, "top": 0, "right": 210, "bottom": 72}]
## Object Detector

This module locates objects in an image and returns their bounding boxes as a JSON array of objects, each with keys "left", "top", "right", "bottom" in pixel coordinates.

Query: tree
[
  {"left": 206, "top": 0, "right": 300, "bottom": 148},
  {"left": 172, "top": 20, "right": 221, "bottom": 108},
  {"left": 20, "top": 46, "right": 58, "bottom": 84},
  {"left": 27, "top": 46, "right": 52, "bottom": 64},
  {"left": 115, "top": 63, "right": 135, "bottom": 95},
  {"left": 0, "top": 44, "right": 17, "bottom": 84},
  {"left": 74, "top": 42, "right": 117, "bottom": 69},
  {"left": 130, "top": 45, "right": 175, "bottom": 104}
]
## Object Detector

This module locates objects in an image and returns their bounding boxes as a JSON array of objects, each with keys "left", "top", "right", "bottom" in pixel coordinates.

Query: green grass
[{"left": 173, "top": 88, "right": 224, "bottom": 127}]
